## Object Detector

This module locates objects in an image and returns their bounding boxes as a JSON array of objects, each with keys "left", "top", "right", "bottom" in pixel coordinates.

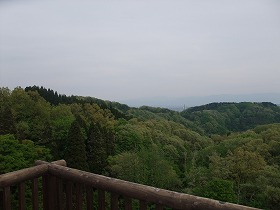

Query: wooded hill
[{"left": 1, "top": 86, "right": 280, "bottom": 209}]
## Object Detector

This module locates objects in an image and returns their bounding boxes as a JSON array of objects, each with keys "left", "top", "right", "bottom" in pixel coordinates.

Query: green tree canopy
[{"left": 0, "top": 134, "right": 52, "bottom": 174}]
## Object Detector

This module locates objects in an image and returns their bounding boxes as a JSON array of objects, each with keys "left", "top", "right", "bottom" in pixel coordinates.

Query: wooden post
[
  {"left": 32, "top": 178, "right": 39, "bottom": 210},
  {"left": 66, "top": 181, "right": 73, "bottom": 210},
  {"left": 86, "top": 187, "right": 93, "bottom": 210},
  {"left": 76, "top": 184, "right": 83, "bottom": 210},
  {"left": 42, "top": 175, "right": 49, "bottom": 210},
  {"left": 98, "top": 189, "right": 105, "bottom": 210},
  {"left": 57, "top": 178, "right": 64, "bottom": 210},
  {"left": 3, "top": 186, "right": 11, "bottom": 210},
  {"left": 42, "top": 175, "right": 58, "bottom": 210},
  {"left": 48, "top": 175, "right": 57, "bottom": 210},
  {"left": 19, "top": 183, "right": 26, "bottom": 210},
  {"left": 111, "top": 193, "right": 119, "bottom": 210},
  {"left": 155, "top": 204, "right": 164, "bottom": 210},
  {"left": 124, "top": 197, "right": 132, "bottom": 210},
  {"left": 140, "top": 200, "right": 147, "bottom": 210}
]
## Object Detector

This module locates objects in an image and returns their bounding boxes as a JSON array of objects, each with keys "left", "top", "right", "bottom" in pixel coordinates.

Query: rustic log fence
[{"left": 0, "top": 160, "right": 260, "bottom": 210}]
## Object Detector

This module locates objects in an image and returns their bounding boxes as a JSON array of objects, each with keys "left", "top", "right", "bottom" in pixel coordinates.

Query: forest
[{"left": 1, "top": 86, "right": 280, "bottom": 209}]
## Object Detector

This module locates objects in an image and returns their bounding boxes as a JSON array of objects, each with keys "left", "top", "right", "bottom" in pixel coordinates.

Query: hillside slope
[{"left": 181, "top": 102, "right": 280, "bottom": 135}]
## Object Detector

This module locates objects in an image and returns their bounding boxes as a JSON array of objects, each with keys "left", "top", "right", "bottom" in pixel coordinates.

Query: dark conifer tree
[
  {"left": 75, "top": 114, "right": 88, "bottom": 137},
  {"left": 0, "top": 105, "right": 16, "bottom": 135},
  {"left": 54, "top": 91, "right": 59, "bottom": 105},
  {"left": 105, "top": 128, "right": 115, "bottom": 156},
  {"left": 64, "top": 120, "right": 88, "bottom": 171},
  {"left": 86, "top": 122, "right": 107, "bottom": 174}
]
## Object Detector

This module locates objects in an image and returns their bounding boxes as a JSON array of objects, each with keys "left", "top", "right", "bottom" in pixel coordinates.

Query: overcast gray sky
[{"left": 0, "top": 0, "right": 280, "bottom": 103}]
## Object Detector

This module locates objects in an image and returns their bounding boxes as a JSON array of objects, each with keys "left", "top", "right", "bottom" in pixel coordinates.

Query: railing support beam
[
  {"left": 32, "top": 178, "right": 39, "bottom": 210},
  {"left": 3, "top": 186, "right": 11, "bottom": 210},
  {"left": 19, "top": 183, "right": 26, "bottom": 210}
]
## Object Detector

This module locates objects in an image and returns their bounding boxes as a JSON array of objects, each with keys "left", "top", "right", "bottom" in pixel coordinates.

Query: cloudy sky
[{"left": 0, "top": 0, "right": 280, "bottom": 104}]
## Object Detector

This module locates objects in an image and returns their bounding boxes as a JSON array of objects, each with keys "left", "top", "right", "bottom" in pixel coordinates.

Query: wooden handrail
[
  {"left": 48, "top": 163, "right": 259, "bottom": 210},
  {"left": 0, "top": 164, "right": 48, "bottom": 187},
  {"left": 0, "top": 160, "right": 261, "bottom": 210},
  {"left": 34, "top": 159, "right": 67, "bottom": 166}
]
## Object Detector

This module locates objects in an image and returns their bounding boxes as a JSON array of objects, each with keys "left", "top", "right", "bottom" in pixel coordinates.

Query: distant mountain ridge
[
  {"left": 121, "top": 93, "right": 280, "bottom": 110},
  {"left": 181, "top": 101, "right": 280, "bottom": 135},
  {"left": 23, "top": 86, "right": 280, "bottom": 136}
]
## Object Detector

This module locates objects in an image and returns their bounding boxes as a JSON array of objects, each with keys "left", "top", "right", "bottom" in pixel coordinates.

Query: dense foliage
[
  {"left": 1, "top": 86, "right": 280, "bottom": 209},
  {"left": 181, "top": 102, "right": 280, "bottom": 135}
]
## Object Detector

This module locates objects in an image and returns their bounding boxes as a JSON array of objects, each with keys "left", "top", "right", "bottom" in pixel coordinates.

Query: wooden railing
[{"left": 0, "top": 160, "right": 260, "bottom": 210}]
